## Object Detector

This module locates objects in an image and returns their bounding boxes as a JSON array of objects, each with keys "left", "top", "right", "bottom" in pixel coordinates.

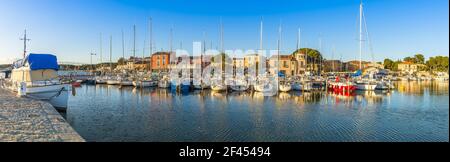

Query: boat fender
[{"left": 17, "top": 82, "right": 27, "bottom": 97}]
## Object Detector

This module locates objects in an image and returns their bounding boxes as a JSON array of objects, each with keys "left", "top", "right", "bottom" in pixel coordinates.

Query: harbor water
[{"left": 65, "top": 81, "right": 449, "bottom": 142}]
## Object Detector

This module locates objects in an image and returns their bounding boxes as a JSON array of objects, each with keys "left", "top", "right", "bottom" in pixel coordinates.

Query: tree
[
  {"left": 414, "top": 54, "right": 425, "bottom": 64},
  {"left": 403, "top": 56, "right": 415, "bottom": 63},
  {"left": 384, "top": 59, "right": 394, "bottom": 70},
  {"left": 117, "top": 57, "right": 126, "bottom": 65},
  {"left": 426, "top": 56, "right": 449, "bottom": 72}
]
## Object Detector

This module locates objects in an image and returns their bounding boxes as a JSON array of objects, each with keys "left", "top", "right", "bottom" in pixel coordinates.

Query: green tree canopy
[
  {"left": 426, "top": 56, "right": 449, "bottom": 72},
  {"left": 403, "top": 56, "right": 415, "bottom": 63},
  {"left": 117, "top": 57, "right": 126, "bottom": 65},
  {"left": 414, "top": 54, "right": 425, "bottom": 64},
  {"left": 383, "top": 59, "right": 394, "bottom": 70}
]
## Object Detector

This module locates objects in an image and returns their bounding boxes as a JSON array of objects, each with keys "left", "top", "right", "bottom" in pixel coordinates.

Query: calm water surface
[{"left": 66, "top": 81, "right": 449, "bottom": 142}]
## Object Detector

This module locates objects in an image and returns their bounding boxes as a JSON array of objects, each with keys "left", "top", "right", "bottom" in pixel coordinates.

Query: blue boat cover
[
  {"left": 13, "top": 53, "right": 59, "bottom": 70},
  {"left": 351, "top": 69, "right": 362, "bottom": 77}
]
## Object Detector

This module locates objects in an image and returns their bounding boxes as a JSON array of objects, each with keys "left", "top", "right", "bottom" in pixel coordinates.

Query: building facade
[
  {"left": 268, "top": 55, "right": 296, "bottom": 77},
  {"left": 398, "top": 62, "right": 426, "bottom": 74},
  {"left": 151, "top": 52, "right": 171, "bottom": 72}
]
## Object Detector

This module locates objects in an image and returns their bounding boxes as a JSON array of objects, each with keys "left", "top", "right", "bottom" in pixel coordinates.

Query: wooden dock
[{"left": 0, "top": 88, "right": 84, "bottom": 142}]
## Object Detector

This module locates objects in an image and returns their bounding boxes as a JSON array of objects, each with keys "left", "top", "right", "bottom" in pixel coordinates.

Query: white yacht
[
  {"left": 279, "top": 80, "right": 292, "bottom": 92},
  {"left": 210, "top": 77, "right": 227, "bottom": 92},
  {"left": 7, "top": 53, "right": 70, "bottom": 110},
  {"left": 158, "top": 75, "right": 171, "bottom": 88},
  {"left": 229, "top": 78, "right": 249, "bottom": 91},
  {"left": 106, "top": 76, "right": 121, "bottom": 85}
]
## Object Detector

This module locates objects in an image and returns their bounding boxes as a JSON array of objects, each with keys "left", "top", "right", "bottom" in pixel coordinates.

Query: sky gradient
[{"left": 0, "top": 0, "right": 448, "bottom": 64}]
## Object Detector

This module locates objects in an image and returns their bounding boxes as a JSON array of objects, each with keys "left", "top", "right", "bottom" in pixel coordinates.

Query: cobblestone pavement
[{"left": 0, "top": 88, "right": 84, "bottom": 142}]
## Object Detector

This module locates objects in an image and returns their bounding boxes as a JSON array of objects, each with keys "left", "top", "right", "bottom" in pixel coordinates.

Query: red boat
[
  {"left": 71, "top": 82, "right": 81, "bottom": 87},
  {"left": 327, "top": 76, "right": 356, "bottom": 92}
]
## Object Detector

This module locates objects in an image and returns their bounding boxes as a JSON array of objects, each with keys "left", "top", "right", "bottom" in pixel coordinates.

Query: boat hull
[
  {"left": 133, "top": 81, "right": 157, "bottom": 87},
  {"left": 120, "top": 81, "right": 133, "bottom": 86},
  {"left": 356, "top": 83, "right": 377, "bottom": 91},
  {"left": 279, "top": 84, "right": 292, "bottom": 92},
  {"left": 106, "top": 80, "right": 121, "bottom": 85},
  {"left": 211, "top": 84, "right": 227, "bottom": 91},
  {"left": 96, "top": 80, "right": 106, "bottom": 84},
  {"left": 292, "top": 83, "right": 302, "bottom": 91},
  {"left": 24, "top": 84, "right": 70, "bottom": 110},
  {"left": 158, "top": 81, "right": 170, "bottom": 88},
  {"left": 230, "top": 85, "right": 249, "bottom": 91}
]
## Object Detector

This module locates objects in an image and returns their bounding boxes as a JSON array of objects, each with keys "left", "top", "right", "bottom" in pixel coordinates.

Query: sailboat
[
  {"left": 254, "top": 18, "right": 276, "bottom": 94},
  {"left": 96, "top": 33, "right": 107, "bottom": 84},
  {"left": 230, "top": 76, "right": 249, "bottom": 91},
  {"left": 354, "top": 1, "right": 377, "bottom": 91},
  {"left": 210, "top": 19, "right": 227, "bottom": 92},
  {"left": 105, "top": 35, "right": 122, "bottom": 85},
  {"left": 158, "top": 73, "right": 171, "bottom": 88},
  {"left": 277, "top": 23, "right": 291, "bottom": 92},
  {"left": 133, "top": 19, "right": 157, "bottom": 88},
  {"left": 193, "top": 32, "right": 211, "bottom": 90}
]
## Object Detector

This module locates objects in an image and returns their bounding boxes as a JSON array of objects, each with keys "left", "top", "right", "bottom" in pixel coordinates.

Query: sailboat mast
[
  {"left": 170, "top": 25, "right": 173, "bottom": 53},
  {"left": 297, "top": 28, "right": 300, "bottom": 75},
  {"left": 278, "top": 24, "right": 281, "bottom": 74},
  {"left": 297, "top": 28, "right": 300, "bottom": 50},
  {"left": 149, "top": 17, "right": 153, "bottom": 72},
  {"left": 359, "top": 1, "right": 363, "bottom": 70},
  {"left": 260, "top": 17, "right": 263, "bottom": 50},
  {"left": 318, "top": 34, "right": 322, "bottom": 75},
  {"left": 100, "top": 33, "right": 103, "bottom": 64},
  {"left": 220, "top": 18, "right": 224, "bottom": 53},
  {"left": 121, "top": 29, "right": 125, "bottom": 59},
  {"left": 109, "top": 35, "right": 112, "bottom": 73},
  {"left": 20, "top": 29, "right": 30, "bottom": 59},
  {"left": 202, "top": 31, "right": 206, "bottom": 76},
  {"left": 133, "top": 25, "right": 136, "bottom": 58},
  {"left": 332, "top": 45, "right": 335, "bottom": 72}
]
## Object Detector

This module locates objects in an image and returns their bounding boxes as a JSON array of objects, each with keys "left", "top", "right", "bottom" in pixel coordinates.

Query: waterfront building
[
  {"left": 151, "top": 52, "right": 171, "bottom": 73},
  {"left": 292, "top": 51, "right": 307, "bottom": 74},
  {"left": 398, "top": 62, "right": 426, "bottom": 74},
  {"left": 268, "top": 55, "right": 296, "bottom": 77},
  {"left": 233, "top": 58, "right": 245, "bottom": 69},
  {"left": 115, "top": 59, "right": 149, "bottom": 71},
  {"left": 244, "top": 54, "right": 263, "bottom": 68}
]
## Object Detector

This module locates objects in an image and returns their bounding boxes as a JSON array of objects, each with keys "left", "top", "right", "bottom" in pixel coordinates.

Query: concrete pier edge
[{"left": 0, "top": 88, "right": 84, "bottom": 142}]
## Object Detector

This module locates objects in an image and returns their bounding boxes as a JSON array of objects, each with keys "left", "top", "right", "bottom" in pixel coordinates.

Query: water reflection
[{"left": 67, "top": 81, "right": 449, "bottom": 142}]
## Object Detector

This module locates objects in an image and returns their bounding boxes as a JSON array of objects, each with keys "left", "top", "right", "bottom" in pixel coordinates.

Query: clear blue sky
[{"left": 0, "top": 0, "right": 448, "bottom": 64}]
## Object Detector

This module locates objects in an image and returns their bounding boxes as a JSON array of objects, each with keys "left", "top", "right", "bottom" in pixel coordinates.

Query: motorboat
[
  {"left": 119, "top": 77, "right": 133, "bottom": 86},
  {"left": 279, "top": 80, "right": 292, "bottom": 92},
  {"left": 355, "top": 79, "right": 377, "bottom": 91},
  {"left": 95, "top": 76, "right": 107, "bottom": 84},
  {"left": 327, "top": 76, "right": 356, "bottom": 92},
  {"left": 7, "top": 53, "right": 70, "bottom": 110},
  {"left": 292, "top": 81, "right": 302, "bottom": 91},
  {"left": 133, "top": 80, "right": 157, "bottom": 87},
  {"left": 106, "top": 76, "right": 121, "bottom": 85}
]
